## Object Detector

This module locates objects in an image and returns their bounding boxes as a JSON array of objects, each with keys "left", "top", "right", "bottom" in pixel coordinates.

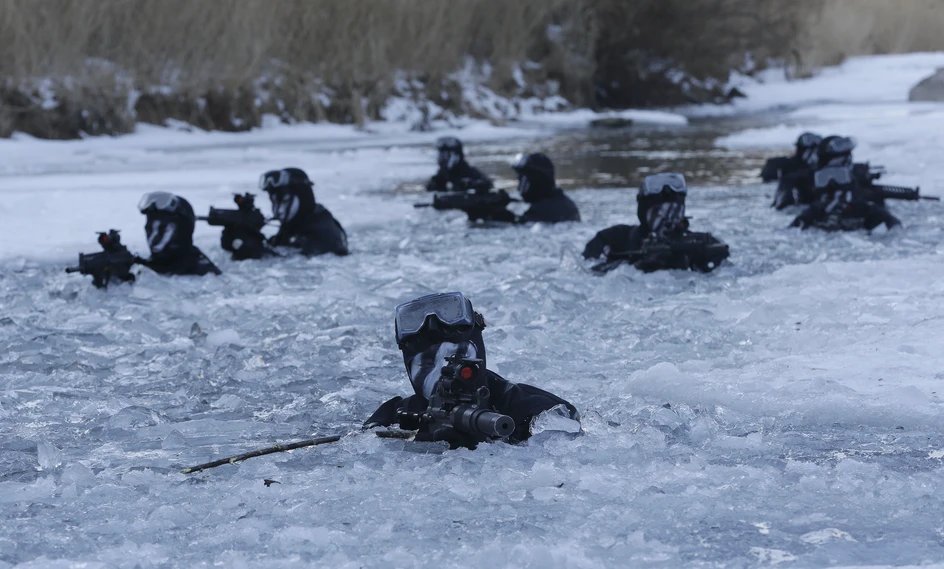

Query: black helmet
[
  {"left": 817, "top": 136, "right": 855, "bottom": 167},
  {"left": 260, "top": 167, "right": 316, "bottom": 224},
  {"left": 138, "top": 192, "right": 196, "bottom": 254},
  {"left": 795, "top": 132, "right": 822, "bottom": 167},
  {"left": 436, "top": 137, "right": 464, "bottom": 171},
  {"left": 259, "top": 167, "right": 313, "bottom": 192},
  {"left": 795, "top": 132, "right": 822, "bottom": 150},
  {"left": 436, "top": 136, "right": 463, "bottom": 155},
  {"left": 512, "top": 152, "right": 556, "bottom": 202}
]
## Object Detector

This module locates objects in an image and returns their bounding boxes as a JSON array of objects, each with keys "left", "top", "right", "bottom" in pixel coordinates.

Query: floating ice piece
[
  {"left": 161, "top": 430, "right": 188, "bottom": 450},
  {"left": 206, "top": 328, "right": 242, "bottom": 347},
  {"left": 750, "top": 547, "right": 797, "bottom": 566},
  {"left": 36, "top": 441, "right": 62, "bottom": 470},
  {"left": 530, "top": 404, "right": 581, "bottom": 436},
  {"left": 801, "top": 528, "right": 857, "bottom": 544},
  {"left": 60, "top": 462, "right": 96, "bottom": 489}
]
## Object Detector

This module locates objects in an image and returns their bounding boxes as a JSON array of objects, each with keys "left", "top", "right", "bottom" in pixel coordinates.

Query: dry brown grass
[
  {"left": 2, "top": 0, "right": 943, "bottom": 137},
  {"left": 0, "top": 0, "right": 577, "bottom": 88},
  {"left": 797, "top": 0, "right": 944, "bottom": 72}
]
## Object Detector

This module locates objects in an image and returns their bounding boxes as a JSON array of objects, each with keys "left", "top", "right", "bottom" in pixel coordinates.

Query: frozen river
[{"left": 2, "top": 54, "right": 944, "bottom": 567}]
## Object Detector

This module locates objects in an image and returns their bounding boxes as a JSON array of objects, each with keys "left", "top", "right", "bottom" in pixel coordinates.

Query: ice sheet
[{"left": 1, "top": 55, "right": 943, "bottom": 567}]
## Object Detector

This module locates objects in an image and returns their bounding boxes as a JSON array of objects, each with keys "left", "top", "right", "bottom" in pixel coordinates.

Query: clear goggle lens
[
  {"left": 259, "top": 170, "right": 291, "bottom": 191},
  {"left": 138, "top": 191, "right": 180, "bottom": 213},
  {"left": 814, "top": 166, "right": 853, "bottom": 188},
  {"left": 640, "top": 173, "right": 687, "bottom": 196},
  {"left": 395, "top": 292, "right": 475, "bottom": 343}
]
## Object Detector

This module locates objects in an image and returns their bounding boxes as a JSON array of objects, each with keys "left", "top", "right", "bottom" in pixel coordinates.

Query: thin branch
[{"left": 179, "top": 430, "right": 415, "bottom": 474}]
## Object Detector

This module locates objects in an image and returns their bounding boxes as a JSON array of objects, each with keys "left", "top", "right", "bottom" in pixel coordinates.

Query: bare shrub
[{"left": 2, "top": 0, "right": 942, "bottom": 137}]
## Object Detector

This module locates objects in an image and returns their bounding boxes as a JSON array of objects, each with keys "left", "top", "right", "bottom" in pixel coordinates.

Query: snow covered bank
[
  {"left": 713, "top": 52, "right": 944, "bottom": 197},
  {"left": 704, "top": 52, "right": 944, "bottom": 115}
]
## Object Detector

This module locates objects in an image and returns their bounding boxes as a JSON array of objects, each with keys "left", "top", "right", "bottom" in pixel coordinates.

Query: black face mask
[
  {"left": 400, "top": 326, "right": 486, "bottom": 399},
  {"left": 405, "top": 340, "right": 481, "bottom": 399},
  {"left": 438, "top": 150, "right": 462, "bottom": 171},
  {"left": 269, "top": 191, "right": 301, "bottom": 224},
  {"left": 514, "top": 173, "right": 527, "bottom": 195},
  {"left": 637, "top": 192, "right": 686, "bottom": 235},
  {"left": 145, "top": 213, "right": 190, "bottom": 257}
]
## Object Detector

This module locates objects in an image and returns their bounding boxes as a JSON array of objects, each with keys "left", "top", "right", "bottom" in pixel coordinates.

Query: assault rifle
[
  {"left": 198, "top": 193, "right": 267, "bottom": 233},
  {"left": 592, "top": 231, "right": 730, "bottom": 274},
  {"left": 65, "top": 230, "right": 136, "bottom": 289},
  {"left": 198, "top": 193, "right": 277, "bottom": 259},
  {"left": 396, "top": 354, "right": 515, "bottom": 448},
  {"left": 415, "top": 189, "right": 518, "bottom": 221}
]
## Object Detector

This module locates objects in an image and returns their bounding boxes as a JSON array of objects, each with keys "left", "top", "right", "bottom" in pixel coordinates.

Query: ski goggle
[
  {"left": 640, "top": 173, "right": 687, "bottom": 196},
  {"left": 259, "top": 170, "right": 292, "bottom": 191},
  {"left": 814, "top": 165, "right": 854, "bottom": 189},
  {"left": 259, "top": 169, "right": 312, "bottom": 191},
  {"left": 138, "top": 192, "right": 181, "bottom": 213},
  {"left": 395, "top": 292, "right": 477, "bottom": 344}
]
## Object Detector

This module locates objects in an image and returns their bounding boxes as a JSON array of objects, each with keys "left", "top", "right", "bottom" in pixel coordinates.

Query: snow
[
  {"left": 714, "top": 52, "right": 944, "bottom": 198},
  {"left": 2, "top": 54, "right": 944, "bottom": 567},
  {"left": 699, "top": 52, "right": 944, "bottom": 115}
]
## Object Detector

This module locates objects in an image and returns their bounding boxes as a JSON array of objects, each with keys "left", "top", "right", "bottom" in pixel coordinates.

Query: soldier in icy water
[
  {"left": 582, "top": 172, "right": 729, "bottom": 274},
  {"left": 766, "top": 132, "right": 823, "bottom": 210},
  {"left": 365, "top": 292, "right": 580, "bottom": 449},
  {"left": 440, "top": 152, "right": 581, "bottom": 223},
  {"left": 426, "top": 136, "right": 494, "bottom": 192},
  {"left": 136, "top": 192, "right": 221, "bottom": 276},
  {"left": 261, "top": 167, "right": 349, "bottom": 257},
  {"left": 790, "top": 136, "right": 907, "bottom": 231}
]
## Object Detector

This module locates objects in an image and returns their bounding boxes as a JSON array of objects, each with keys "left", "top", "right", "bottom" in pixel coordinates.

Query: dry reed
[{"left": 2, "top": 0, "right": 943, "bottom": 138}]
